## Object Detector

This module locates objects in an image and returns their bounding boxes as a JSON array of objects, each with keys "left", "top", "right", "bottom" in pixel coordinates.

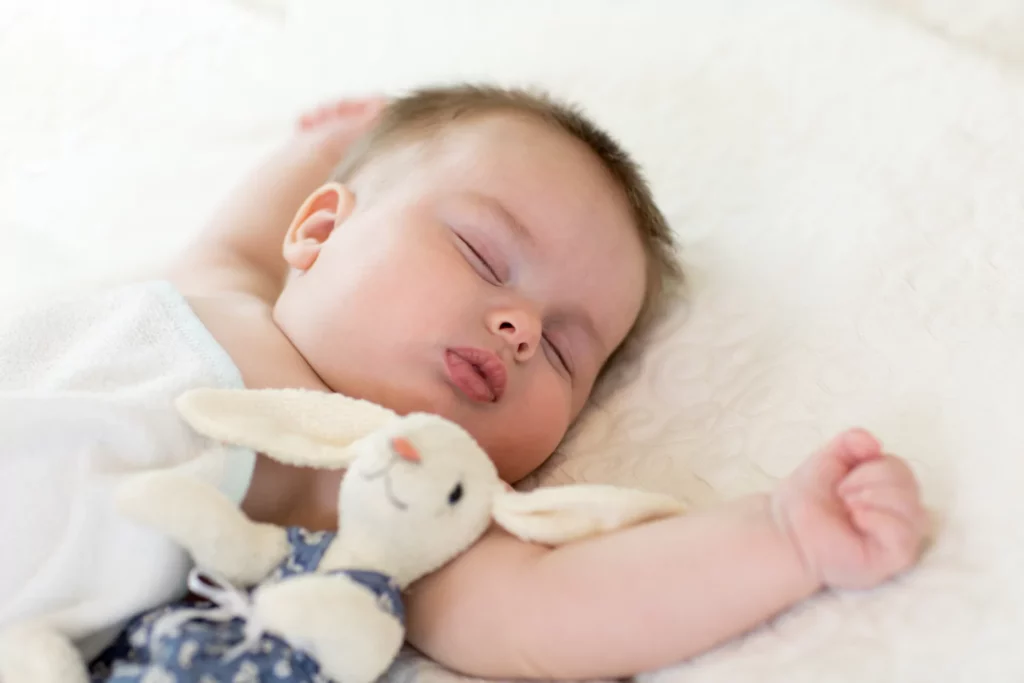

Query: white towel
[{"left": 0, "top": 280, "right": 255, "bottom": 660}]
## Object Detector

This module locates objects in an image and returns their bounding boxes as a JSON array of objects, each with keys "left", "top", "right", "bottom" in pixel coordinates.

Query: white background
[{"left": 4, "top": 1, "right": 1024, "bottom": 681}]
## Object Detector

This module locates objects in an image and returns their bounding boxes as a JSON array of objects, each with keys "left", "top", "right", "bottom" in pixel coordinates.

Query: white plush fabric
[
  {"left": 0, "top": 281, "right": 255, "bottom": 660},
  {"left": 4, "top": 0, "right": 1024, "bottom": 681}
]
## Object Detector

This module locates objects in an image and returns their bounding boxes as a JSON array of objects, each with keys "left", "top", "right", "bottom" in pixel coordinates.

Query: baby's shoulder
[{"left": 181, "top": 286, "right": 329, "bottom": 393}]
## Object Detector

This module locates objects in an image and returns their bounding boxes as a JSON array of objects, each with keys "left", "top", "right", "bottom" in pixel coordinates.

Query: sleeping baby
[{"left": 0, "top": 85, "right": 929, "bottom": 679}]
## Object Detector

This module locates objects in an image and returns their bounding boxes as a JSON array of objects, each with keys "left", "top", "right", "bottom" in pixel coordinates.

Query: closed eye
[
  {"left": 543, "top": 333, "right": 572, "bottom": 376},
  {"left": 457, "top": 235, "right": 501, "bottom": 284}
]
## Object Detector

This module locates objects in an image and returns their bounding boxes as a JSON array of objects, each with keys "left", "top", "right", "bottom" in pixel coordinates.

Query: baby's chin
[{"left": 319, "top": 370, "right": 556, "bottom": 482}]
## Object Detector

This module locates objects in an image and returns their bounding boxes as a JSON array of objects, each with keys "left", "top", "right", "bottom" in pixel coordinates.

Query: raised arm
[
  {"left": 168, "top": 100, "right": 384, "bottom": 303},
  {"left": 405, "top": 429, "right": 929, "bottom": 680}
]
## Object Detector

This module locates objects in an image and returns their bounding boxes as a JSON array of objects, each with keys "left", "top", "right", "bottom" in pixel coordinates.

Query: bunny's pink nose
[{"left": 391, "top": 437, "right": 421, "bottom": 463}]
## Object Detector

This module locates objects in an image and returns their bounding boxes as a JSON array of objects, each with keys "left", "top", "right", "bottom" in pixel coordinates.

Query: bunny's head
[
  {"left": 177, "top": 388, "right": 685, "bottom": 586},
  {"left": 333, "top": 412, "right": 502, "bottom": 583}
]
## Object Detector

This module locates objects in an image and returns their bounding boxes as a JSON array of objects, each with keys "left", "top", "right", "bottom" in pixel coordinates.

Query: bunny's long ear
[
  {"left": 176, "top": 388, "right": 398, "bottom": 469},
  {"left": 491, "top": 484, "right": 686, "bottom": 546}
]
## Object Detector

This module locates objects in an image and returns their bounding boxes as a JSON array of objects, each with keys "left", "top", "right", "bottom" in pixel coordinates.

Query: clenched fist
[{"left": 773, "top": 429, "right": 930, "bottom": 589}]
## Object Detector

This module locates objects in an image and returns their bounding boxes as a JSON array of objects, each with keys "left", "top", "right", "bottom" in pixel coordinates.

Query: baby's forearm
[
  {"left": 406, "top": 494, "right": 821, "bottom": 680},
  {"left": 522, "top": 494, "right": 821, "bottom": 677},
  {"left": 169, "top": 126, "right": 352, "bottom": 301}
]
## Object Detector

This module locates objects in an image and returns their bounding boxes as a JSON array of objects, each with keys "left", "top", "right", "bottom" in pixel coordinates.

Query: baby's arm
[
  {"left": 408, "top": 495, "right": 811, "bottom": 679},
  {"left": 406, "top": 429, "right": 929, "bottom": 680},
  {"left": 168, "top": 101, "right": 384, "bottom": 302}
]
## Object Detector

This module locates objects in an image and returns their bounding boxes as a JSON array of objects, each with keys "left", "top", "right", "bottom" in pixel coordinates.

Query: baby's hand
[{"left": 773, "top": 429, "right": 929, "bottom": 590}]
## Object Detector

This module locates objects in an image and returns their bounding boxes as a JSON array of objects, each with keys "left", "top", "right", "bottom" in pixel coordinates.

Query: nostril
[
  {"left": 499, "top": 321, "right": 515, "bottom": 333},
  {"left": 517, "top": 341, "right": 529, "bottom": 354}
]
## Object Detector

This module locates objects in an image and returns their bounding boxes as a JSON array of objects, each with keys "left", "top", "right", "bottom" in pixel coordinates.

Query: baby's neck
[{"left": 184, "top": 291, "right": 330, "bottom": 394}]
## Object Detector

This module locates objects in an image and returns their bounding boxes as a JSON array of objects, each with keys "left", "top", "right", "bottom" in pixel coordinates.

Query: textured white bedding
[{"left": 4, "top": 0, "right": 1024, "bottom": 681}]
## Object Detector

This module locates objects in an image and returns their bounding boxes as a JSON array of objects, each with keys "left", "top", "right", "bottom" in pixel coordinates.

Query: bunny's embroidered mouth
[
  {"left": 382, "top": 476, "right": 408, "bottom": 511},
  {"left": 361, "top": 457, "right": 409, "bottom": 511}
]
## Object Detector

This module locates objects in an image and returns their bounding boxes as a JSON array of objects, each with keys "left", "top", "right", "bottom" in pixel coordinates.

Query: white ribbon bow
[{"left": 149, "top": 568, "right": 267, "bottom": 662}]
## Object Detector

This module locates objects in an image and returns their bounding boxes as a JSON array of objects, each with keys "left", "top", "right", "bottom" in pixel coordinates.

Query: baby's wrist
[{"left": 765, "top": 490, "right": 824, "bottom": 592}]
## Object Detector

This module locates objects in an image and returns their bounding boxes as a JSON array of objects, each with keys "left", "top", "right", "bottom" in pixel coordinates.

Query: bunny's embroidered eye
[{"left": 447, "top": 483, "right": 464, "bottom": 506}]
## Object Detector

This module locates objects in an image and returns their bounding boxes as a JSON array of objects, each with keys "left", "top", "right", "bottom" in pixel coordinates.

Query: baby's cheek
[{"left": 519, "top": 383, "right": 573, "bottom": 459}]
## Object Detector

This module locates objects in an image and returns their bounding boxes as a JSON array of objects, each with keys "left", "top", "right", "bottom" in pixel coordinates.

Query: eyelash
[
  {"left": 458, "top": 235, "right": 501, "bottom": 284},
  {"left": 543, "top": 334, "right": 571, "bottom": 375}
]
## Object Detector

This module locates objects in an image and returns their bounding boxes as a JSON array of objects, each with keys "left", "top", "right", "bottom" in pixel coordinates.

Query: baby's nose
[{"left": 488, "top": 307, "right": 542, "bottom": 361}]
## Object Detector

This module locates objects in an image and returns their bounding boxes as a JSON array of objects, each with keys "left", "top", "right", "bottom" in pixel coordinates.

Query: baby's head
[{"left": 274, "top": 84, "right": 680, "bottom": 483}]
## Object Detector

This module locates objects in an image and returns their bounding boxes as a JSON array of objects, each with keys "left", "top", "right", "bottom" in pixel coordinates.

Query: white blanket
[
  {"left": 0, "top": 281, "right": 256, "bottom": 660},
  {"left": 4, "top": 0, "right": 1024, "bottom": 681}
]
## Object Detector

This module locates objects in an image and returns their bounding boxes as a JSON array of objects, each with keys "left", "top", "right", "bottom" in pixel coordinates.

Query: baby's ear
[
  {"left": 176, "top": 388, "right": 397, "bottom": 469},
  {"left": 491, "top": 484, "right": 686, "bottom": 546},
  {"left": 282, "top": 181, "right": 355, "bottom": 272}
]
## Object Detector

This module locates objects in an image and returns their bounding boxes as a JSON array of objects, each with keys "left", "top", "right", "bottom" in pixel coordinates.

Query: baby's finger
[
  {"left": 335, "top": 97, "right": 390, "bottom": 118},
  {"left": 844, "top": 483, "right": 928, "bottom": 536},
  {"left": 837, "top": 455, "right": 919, "bottom": 498},
  {"left": 848, "top": 506, "right": 925, "bottom": 580},
  {"left": 298, "top": 96, "right": 389, "bottom": 131}
]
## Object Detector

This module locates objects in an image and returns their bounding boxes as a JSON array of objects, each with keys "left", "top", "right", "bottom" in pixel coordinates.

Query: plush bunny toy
[{"left": 0, "top": 388, "right": 685, "bottom": 683}]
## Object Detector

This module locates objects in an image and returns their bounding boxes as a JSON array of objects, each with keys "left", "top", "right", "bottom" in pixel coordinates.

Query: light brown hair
[{"left": 333, "top": 84, "right": 682, "bottom": 395}]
